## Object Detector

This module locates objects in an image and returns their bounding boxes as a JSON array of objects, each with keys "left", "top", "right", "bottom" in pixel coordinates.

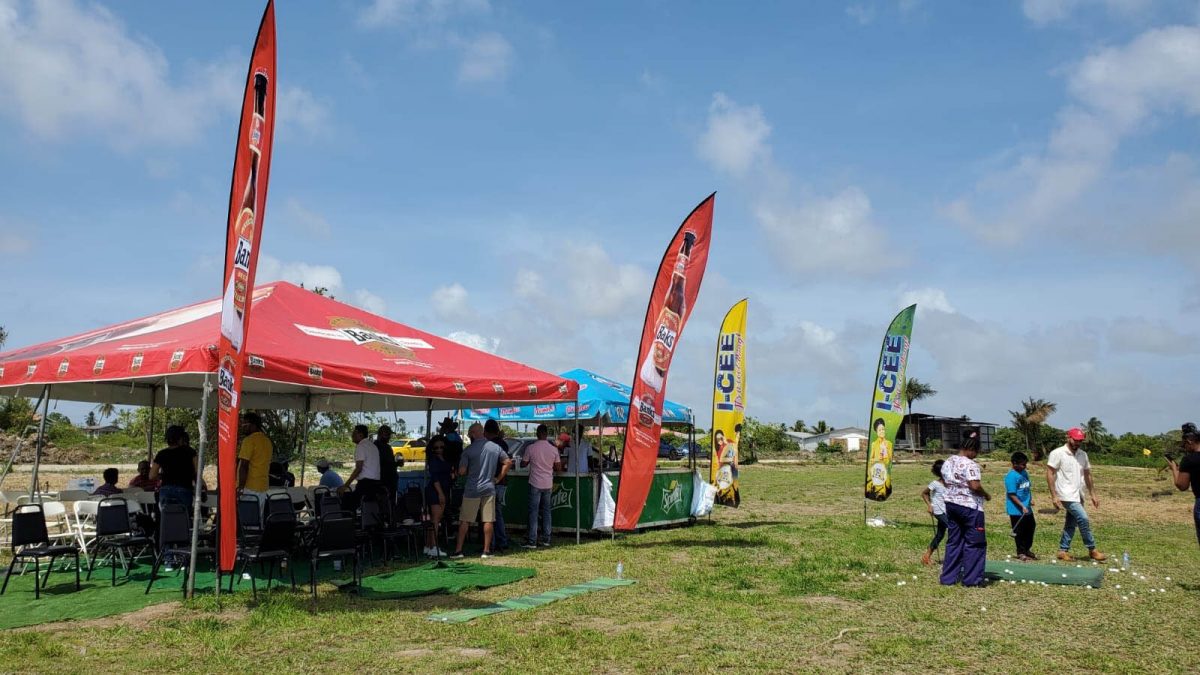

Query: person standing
[
  {"left": 920, "top": 459, "right": 948, "bottom": 566},
  {"left": 484, "top": 420, "right": 511, "bottom": 552},
  {"left": 1046, "top": 427, "right": 1107, "bottom": 562},
  {"left": 522, "top": 424, "right": 563, "bottom": 549},
  {"left": 236, "top": 412, "right": 272, "bottom": 507},
  {"left": 1005, "top": 452, "right": 1037, "bottom": 560},
  {"left": 451, "top": 423, "right": 510, "bottom": 559},
  {"left": 338, "top": 424, "right": 381, "bottom": 510},
  {"left": 423, "top": 435, "right": 452, "bottom": 558},
  {"left": 1166, "top": 422, "right": 1200, "bottom": 546},
  {"left": 375, "top": 424, "right": 401, "bottom": 508},
  {"left": 940, "top": 430, "right": 990, "bottom": 587},
  {"left": 152, "top": 425, "right": 197, "bottom": 509}
]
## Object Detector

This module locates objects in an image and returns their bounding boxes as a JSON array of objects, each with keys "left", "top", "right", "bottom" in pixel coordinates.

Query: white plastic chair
[
  {"left": 41, "top": 501, "right": 78, "bottom": 545},
  {"left": 123, "top": 486, "right": 145, "bottom": 496},
  {"left": 57, "top": 489, "right": 92, "bottom": 503},
  {"left": 73, "top": 500, "right": 100, "bottom": 556}
]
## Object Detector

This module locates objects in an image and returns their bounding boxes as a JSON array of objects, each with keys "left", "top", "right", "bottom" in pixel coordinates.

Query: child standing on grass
[
  {"left": 921, "top": 460, "right": 948, "bottom": 566},
  {"left": 1006, "top": 452, "right": 1037, "bottom": 560}
]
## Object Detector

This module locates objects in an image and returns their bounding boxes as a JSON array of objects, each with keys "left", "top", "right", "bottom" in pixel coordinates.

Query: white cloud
[
  {"left": 447, "top": 330, "right": 499, "bottom": 353},
  {"left": 513, "top": 268, "right": 545, "bottom": 301},
  {"left": 353, "top": 289, "right": 388, "bottom": 316},
  {"left": 1022, "top": 0, "right": 1153, "bottom": 26},
  {"left": 562, "top": 243, "right": 651, "bottom": 318},
  {"left": 283, "top": 198, "right": 332, "bottom": 238},
  {"left": 430, "top": 282, "right": 472, "bottom": 321},
  {"left": 899, "top": 287, "right": 956, "bottom": 315},
  {"left": 257, "top": 255, "right": 344, "bottom": 292},
  {"left": 696, "top": 93, "right": 772, "bottom": 176},
  {"left": 357, "top": 0, "right": 491, "bottom": 29},
  {"left": 277, "top": 86, "right": 331, "bottom": 137},
  {"left": 755, "top": 187, "right": 898, "bottom": 278},
  {"left": 0, "top": 0, "right": 241, "bottom": 150},
  {"left": 1107, "top": 317, "right": 1197, "bottom": 355},
  {"left": 846, "top": 4, "right": 877, "bottom": 25},
  {"left": 948, "top": 25, "right": 1200, "bottom": 246},
  {"left": 454, "top": 32, "right": 513, "bottom": 84}
]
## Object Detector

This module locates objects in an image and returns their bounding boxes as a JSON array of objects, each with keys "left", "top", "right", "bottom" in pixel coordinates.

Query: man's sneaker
[
  {"left": 480, "top": 552, "right": 491, "bottom": 559},
  {"left": 1088, "top": 549, "right": 1107, "bottom": 562},
  {"left": 1056, "top": 550, "right": 1074, "bottom": 562},
  {"left": 431, "top": 547, "right": 447, "bottom": 557},
  {"left": 422, "top": 547, "right": 434, "bottom": 557},
  {"left": 1025, "top": 551, "right": 1039, "bottom": 561},
  {"left": 449, "top": 552, "right": 464, "bottom": 560},
  {"left": 522, "top": 542, "right": 538, "bottom": 549},
  {"left": 538, "top": 541, "right": 551, "bottom": 548}
]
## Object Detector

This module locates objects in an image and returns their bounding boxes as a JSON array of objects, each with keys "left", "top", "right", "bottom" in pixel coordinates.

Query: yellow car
[{"left": 392, "top": 438, "right": 427, "bottom": 463}]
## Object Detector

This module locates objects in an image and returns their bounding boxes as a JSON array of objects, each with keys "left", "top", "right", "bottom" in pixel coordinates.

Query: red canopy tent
[{"left": 0, "top": 281, "right": 577, "bottom": 411}]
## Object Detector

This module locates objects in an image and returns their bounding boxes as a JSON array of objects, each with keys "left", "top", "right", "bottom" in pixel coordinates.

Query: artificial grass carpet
[
  {"left": 342, "top": 561, "right": 536, "bottom": 599},
  {"left": 983, "top": 560, "right": 1106, "bottom": 587},
  {"left": 0, "top": 560, "right": 533, "bottom": 629},
  {"left": 427, "top": 577, "right": 636, "bottom": 624}
]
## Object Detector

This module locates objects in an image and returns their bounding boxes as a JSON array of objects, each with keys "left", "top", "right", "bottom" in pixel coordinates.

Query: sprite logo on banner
[
  {"left": 864, "top": 304, "right": 916, "bottom": 502},
  {"left": 551, "top": 483, "right": 574, "bottom": 511},
  {"left": 661, "top": 479, "right": 684, "bottom": 514}
]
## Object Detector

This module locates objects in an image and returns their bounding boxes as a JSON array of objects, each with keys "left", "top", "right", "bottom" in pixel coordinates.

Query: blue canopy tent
[{"left": 462, "top": 368, "right": 693, "bottom": 427}]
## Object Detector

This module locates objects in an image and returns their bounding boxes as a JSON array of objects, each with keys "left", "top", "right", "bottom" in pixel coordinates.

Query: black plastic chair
[
  {"left": 87, "top": 498, "right": 153, "bottom": 586},
  {"left": 310, "top": 513, "right": 359, "bottom": 600},
  {"left": 145, "top": 503, "right": 218, "bottom": 596},
  {"left": 237, "top": 494, "right": 264, "bottom": 537},
  {"left": 230, "top": 513, "right": 296, "bottom": 600},
  {"left": 2, "top": 504, "right": 80, "bottom": 599},
  {"left": 315, "top": 493, "right": 342, "bottom": 518},
  {"left": 264, "top": 492, "right": 295, "bottom": 522}
]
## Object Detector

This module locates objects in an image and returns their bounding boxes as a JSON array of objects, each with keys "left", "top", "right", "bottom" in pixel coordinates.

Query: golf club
[{"left": 1009, "top": 510, "right": 1029, "bottom": 537}]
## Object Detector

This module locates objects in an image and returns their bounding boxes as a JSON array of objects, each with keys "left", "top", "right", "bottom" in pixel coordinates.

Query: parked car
[
  {"left": 657, "top": 438, "right": 687, "bottom": 461},
  {"left": 392, "top": 438, "right": 427, "bottom": 463}
]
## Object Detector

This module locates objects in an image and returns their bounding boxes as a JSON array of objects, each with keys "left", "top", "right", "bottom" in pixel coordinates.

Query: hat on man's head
[
  {"left": 315, "top": 459, "right": 331, "bottom": 469},
  {"left": 558, "top": 432, "right": 571, "bottom": 444},
  {"left": 1066, "top": 427, "right": 1086, "bottom": 441}
]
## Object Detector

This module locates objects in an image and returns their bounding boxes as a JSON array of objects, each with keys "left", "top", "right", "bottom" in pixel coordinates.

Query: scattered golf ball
[
  {"left": 1166, "top": 577, "right": 1172, "bottom": 581},
  {"left": 1061, "top": 573, "right": 1068, "bottom": 578},
  {"left": 1009, "top": 580, "right": 1016, "bottom": 585},
  {"left": 861, "top": 573, "right": 866, "bottom": 577},
  {"left": 1115, "top": 584, "right": 1121, "bottom": 589},
  {"left": 912, "top": 575, "right": 918, "bottom": 580},
  {"left": 1121, "top": 596, "right": 1129, "bottom": 601},
  {"left": 1160, "top": 588, "right": 1166, "bottom": 593},
  {"left": 980, "top": 606, "right": 986, "bottom": 612},
  {"left": 1130, "top": 591, "right": 1136, "bottom": 596}
]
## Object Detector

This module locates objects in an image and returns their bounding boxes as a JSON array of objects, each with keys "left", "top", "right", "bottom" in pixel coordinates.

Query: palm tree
[
  {"left": 903, "top": 377, "right": 937, "bottom": 451},
  {"left": 85, "top": 411, "right": 98, "bottom": 427},
  {"left": 791, "top": 420, "right": 807, "bottom": 433},
  {"left": 94, "top": 402, "right": 116, "bottom": 423},
  {"left": 1008, "top": 397, "right": 1057, "bottom": 460},
  {"left": 0, "top": 325, "right": 7, "bottom": 349},
  {"left": 811, "top": 420, "right": 830, "bottom": 434},
  {"left": 1081, "top": 417, "right": 1108, "bottom": 453}
]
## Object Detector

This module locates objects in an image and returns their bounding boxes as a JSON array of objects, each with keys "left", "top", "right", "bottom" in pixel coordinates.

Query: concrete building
[{"left": 786, "top": 427, "right": 869, "bottom": 452}]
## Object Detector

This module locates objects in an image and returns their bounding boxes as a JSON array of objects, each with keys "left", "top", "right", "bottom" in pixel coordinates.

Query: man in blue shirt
[
  {"left": 1005, "top": 451, "right": 1037, "bottom": 560},
  {"left": 315, "top": 459, "right": 344, "bottom": 489}
]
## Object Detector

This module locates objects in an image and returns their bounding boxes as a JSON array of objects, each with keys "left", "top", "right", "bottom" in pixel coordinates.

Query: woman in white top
[{"left": 939, "top": 430, "right": 990, "bottom": 586}]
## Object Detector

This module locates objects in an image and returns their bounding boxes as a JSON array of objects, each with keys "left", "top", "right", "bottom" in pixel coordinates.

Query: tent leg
[
  {"left": 425, "top": 399, "right": 432, "bottom": 441},
  {"left": 147, "top": 386, "right": 157, "bottom": 464},
  {"left": 574, "top": 398, "right": 580, "bottom": 545},
  {"left": 298, "top": 395, "right": 312, "bottom": 487},
  {"left": 30, "top": 385, "right": 50, "bottom": 497},
  {"left": 187, "top": 375, "right": 212, "bottom": 600}
]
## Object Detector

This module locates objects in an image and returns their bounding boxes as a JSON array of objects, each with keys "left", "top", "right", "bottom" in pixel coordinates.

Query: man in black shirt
[
  {"left": 484, "top": 419, "right": 511, "bottom": 552},
  {"left": 1167, "top": 422, "right": 1200, "bottom": 546},
  {"left": 376, "top": 424, "right": 401, "bottom": 508},
  {"left": 152, "top": 425, "right": 198, "bottom": 510}
]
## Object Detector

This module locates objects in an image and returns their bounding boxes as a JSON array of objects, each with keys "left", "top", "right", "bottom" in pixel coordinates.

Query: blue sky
[{"left": 1, "top": 0, "right": 1197, "bottom": 435}]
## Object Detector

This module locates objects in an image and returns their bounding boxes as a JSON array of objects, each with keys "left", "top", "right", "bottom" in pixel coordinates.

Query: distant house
[
  {"left": 82, "top": 424, "right": 120, "bottom": 439},
  {"left": 788, "top": 427, "right": 869, "bottom": 452},
  {"left": 897, "top": 414, "right": 997, "bottom": 453}
]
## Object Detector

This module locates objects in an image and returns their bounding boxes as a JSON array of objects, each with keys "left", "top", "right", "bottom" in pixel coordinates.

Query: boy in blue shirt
[{"left": 1006, "top": 451, "right": 1037, "bottom": 560}]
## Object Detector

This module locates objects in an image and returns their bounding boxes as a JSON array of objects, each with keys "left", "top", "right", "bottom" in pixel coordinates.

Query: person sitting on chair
[{"left": 92, "top": 468, "right": 123, "bottom": 496}]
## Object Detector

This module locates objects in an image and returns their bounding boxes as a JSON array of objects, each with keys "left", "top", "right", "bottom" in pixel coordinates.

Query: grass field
[{"left": 1, "top": 461, "right": 1197, "bottom": 673}]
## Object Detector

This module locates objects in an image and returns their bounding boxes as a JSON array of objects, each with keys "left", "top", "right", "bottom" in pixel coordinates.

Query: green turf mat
[
  {"left": 984, "top": 560, "right": 1105, "bottom": 587},
  {"left": 341, "top": 561, "right": 535, "bottom": 600},
  {"left": 427, "top": 577, "right": 636, "bottom": 623}
]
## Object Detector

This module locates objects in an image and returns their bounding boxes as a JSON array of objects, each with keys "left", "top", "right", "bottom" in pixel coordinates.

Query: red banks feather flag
[
  {"left": 614, "top": 194, "right": 714, "bottom": 531},
  {"left": 216, "top": 1, "right": 277, "bottom": 571}
]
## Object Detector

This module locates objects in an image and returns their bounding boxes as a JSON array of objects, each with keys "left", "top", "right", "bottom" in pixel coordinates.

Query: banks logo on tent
[{"left": 293, "top": 318, "right": 434, "bottom": 364}]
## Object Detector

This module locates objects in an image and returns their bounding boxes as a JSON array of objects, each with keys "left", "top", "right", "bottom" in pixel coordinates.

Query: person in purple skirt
[{"left": 940, "top": 429, "right": 991, "bottom": 586}]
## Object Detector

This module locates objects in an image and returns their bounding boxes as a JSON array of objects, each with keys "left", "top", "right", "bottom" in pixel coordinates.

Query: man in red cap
[{"left": 1046, "top": 427, "right": 1107, "bottom": 561}]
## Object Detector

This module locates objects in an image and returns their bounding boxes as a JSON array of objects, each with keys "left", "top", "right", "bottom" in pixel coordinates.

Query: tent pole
[
  {"left": 29, "top": 385, "right": 50, "bottom": 497},
  {"left": 186, "top": 374, "right": 212, "bottom": 599},
  {"left": 298, "top": 394, "right": 312, "bottom": 487},
  {"left": 574, "top": 398, "right": 580, "bottom": 545},
  {"left": 425, "top": 399, "right": 433, "bottom": 441},
  {"left": 147, "top": 385, "right": 158, "bottom": 464}
]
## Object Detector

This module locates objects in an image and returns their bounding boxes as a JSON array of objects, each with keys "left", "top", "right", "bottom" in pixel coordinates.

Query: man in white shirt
[
  {"left": 1046, "top": 427, "right": 1107, "bottom": 562},
  {"left": 339, "top": 424, "right": 382, "bottom": 509},
  {"left": 559, "top": 433, "right": 593, "bottom": 474}
]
